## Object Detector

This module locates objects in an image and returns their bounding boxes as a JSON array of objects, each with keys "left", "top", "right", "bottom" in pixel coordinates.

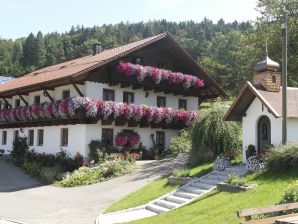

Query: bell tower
[{"left": 253, "top": 45, "right": 280, "bottom": 92}]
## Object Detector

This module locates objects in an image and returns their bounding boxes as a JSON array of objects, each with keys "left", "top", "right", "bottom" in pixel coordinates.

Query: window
[
  {"left": 103, "top": 89, "right": 115, "bottom": 101},
  {"left": 272, "top": 76, "right": 277, "bottom": 83},
  {"left": 13, "top": 130, "right": 19, "bottom": 142},
  {"left": 37, "top": 129, "right": 44, "bottom": 146},
  {"left": 102, "top": 128, "right": 113, "bottom": 146},
  {"left": 4, "top": 101, "right": 9, "bottom": 109},
  {"left": 132, "top": 57, "right": 143, "bottom": 65},
  {"left": 15, "top": 99, "right": 20, "bottom": 108},
  {"left": 2, "top": 131, "right": 7, "bottom": 145},
  {"left": 157, "top": 96, "right": 166, "bottom": 107},
  {"left": 34, "top": 95, "right": 40, "bottom": 104},
  {"left": 178, "top": 99, "right": 187, "bottom": 110},
  {"left": 156, "top": 131, "right": 165, "bottom": 150},
  {"left": 28, "top": 130, "right": 34, "bottom": 146},
  {"left": 123, "top": 92, "right": 134, "bottom": 104},
  {"left": 61, "top": 128, "right": 68, "bottom": 146},
  {"left": 62, "top": 90, "right": 70, "bottom": 100}
]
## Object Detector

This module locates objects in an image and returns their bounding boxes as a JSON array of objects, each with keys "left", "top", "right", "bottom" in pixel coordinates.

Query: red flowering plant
[
  {"left": 115, "top": 130, "right": 141, "bottom": 155},
  {"left": 0, "top": 97, "right": 198, "bottom": 127},
  {"left": 117, "top": 62, "right": 204, "bottom": 90}
]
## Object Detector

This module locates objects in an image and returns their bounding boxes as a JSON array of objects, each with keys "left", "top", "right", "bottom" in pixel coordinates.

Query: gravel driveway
[{"left": 0, "top": 154, "right": 187, "bottom": 224}]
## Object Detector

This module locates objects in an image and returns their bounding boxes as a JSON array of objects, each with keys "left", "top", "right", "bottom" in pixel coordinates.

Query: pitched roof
[
  {"left": 224, "top": 81, "right": 298, "bottom": 121},
  {"left": 0, "top": 32, "right": 226, "bottom": 98}
]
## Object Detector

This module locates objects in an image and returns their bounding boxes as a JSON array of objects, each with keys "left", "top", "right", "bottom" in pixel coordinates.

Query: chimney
[{"left": 92, "top": 43, "right": 103, "bottom": 55}]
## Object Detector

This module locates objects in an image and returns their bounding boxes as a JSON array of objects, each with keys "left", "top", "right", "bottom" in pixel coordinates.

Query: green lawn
[
  {"left": 105, "top": 162, "right": 214, "bottom": 213},
  {"left": 127, "top": 170, "right": 298, "bottom": 224}
]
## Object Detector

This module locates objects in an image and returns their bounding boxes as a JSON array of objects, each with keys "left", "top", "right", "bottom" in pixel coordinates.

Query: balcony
[{"left": 0, "top": 97, "right": 198, "bottom": 129}]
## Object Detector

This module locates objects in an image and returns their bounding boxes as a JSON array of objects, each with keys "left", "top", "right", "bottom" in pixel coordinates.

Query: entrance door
[{"left": 257, "top": 115, "right": 271, "bottom": 153}]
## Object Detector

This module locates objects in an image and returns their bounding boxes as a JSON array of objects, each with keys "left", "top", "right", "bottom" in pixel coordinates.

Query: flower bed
[
  {"left": 0, "top": 97, "right": 198, "bottom": 127},
  {"left": 117, "top": 62, "right": 204, "bottom": 90}
]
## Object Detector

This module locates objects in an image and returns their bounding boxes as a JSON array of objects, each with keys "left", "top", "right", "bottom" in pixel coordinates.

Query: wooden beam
[
  {"left": 164, "top": 89, "right": 172, "bottom": 94},
  {"left": 120, "top": 82, "right": 131, "bottom": 88},
  {"left": 143, "top": 86, "right": 153, "bottom": 91},
  {"left": 18, "top": 94, "right": 28, "bottom": 106},
  {"left": 154, "top": 87, "right": 163, "bottom": 93},
  {"left": 108, "top": 81, "right": 119, "bottom": 86},
  {"left": 2, "top": 98, "right": 12, "bottom": 108},
  {"left": 132, "top": 84, "right": 142, "bottom": 90},
  {"left": 72, "top": 83, "right": 84, "bottom": 97},
  {"left": 43, "top": 90, "right": 54, "bottom": 102}
]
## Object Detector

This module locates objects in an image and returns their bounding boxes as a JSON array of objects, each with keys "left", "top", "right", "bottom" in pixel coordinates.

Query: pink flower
[
  {"left": 115, "top": 133, "right": 128, "bottom": 146},
  {"left": 129, "top": 133, "right": 140, "bottom": 146}
]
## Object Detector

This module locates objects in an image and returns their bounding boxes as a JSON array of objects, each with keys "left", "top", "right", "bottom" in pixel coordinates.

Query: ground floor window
[
  {"left": 2, "top": 131, "right": 7, "bottom": 145},
  {"left": 28, "top": 130, "right": 34, "bottom": 146},
  {"left": 37, "top": 129, "right": 44, "bottom": 146},
  {"left": 61, "top": 128, "right": 68, "bottom": 146},
  {"left": 102, "top": 128, "right": 113, "bottom": 146},
  {"left": 156, "top": 131, "right": 165, "bottom": 150},
  {"left": 13, "top": 130, "right": 19, "bottom": 142}
]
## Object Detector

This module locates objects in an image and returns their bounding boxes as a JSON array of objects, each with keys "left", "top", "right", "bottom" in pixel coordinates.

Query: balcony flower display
[
  {"left": 0, "top": 97, "right": 198, "bottom": 127},
  {"left": 117, "top": 62, "right": 204, "bottom": 90}
]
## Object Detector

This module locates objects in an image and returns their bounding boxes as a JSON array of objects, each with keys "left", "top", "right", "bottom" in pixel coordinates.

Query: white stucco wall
[
  {"left": 85, "top": 81, "right": 198, "bottom": 110},
  {"left": 0, "top": 123, "right": 178, "bottom": 158},
  {"left": 0, "top": 124, "right": 87, "bottom": 156},
  {"left": 242, "top": 97, "right": 298, "bottom": 162}
]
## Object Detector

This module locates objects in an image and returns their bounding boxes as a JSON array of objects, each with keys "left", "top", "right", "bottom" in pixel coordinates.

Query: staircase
[
  {"left": 145, "top": 164, "right": 246, "bottom": 214},
  {"left": 96, "top": 164, "right": 246, "bottom": 224}
]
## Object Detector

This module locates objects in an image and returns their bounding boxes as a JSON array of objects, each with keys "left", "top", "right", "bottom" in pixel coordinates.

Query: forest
[{"left": 0, "top": 0, "right": 297, "bottom": 96}]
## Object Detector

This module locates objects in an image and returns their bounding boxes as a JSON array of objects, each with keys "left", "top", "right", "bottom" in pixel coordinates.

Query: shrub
[
  {"left": 280, "top": 180, "right": 298, "bottom": 204},
  {"left": 246, "top": 145, "right": 256, "bottom": 158},
  {"left": 88, "top": 140, "right": 105, "bottom": 163},
  {"left": 225, "top": 173, "right": 247, "bottom": 187},
  {"left": 265, "top": 143, "right": 298, "bottom": 171},
  {"left": 60, "top": 155, "right": 135, "bottom": 187},
  {"left": 11, "top": 136, "right": 29, "bottom": 166},
  {"left": 172, "top": 168, "right": 191, "bottom": 178},
  {"left": 167, "top": 130, "right": 191, "bottom": 157},
  {"left": 23, "top": 162, "right": 41, "bottom": 177},
  {"left": 191, "top": 107, "right": 241, "bottom": 161}
]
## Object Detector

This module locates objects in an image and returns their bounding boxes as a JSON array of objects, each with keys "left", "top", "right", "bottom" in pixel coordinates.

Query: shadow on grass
[{"left": 247, "top": 169, "right": 298, "bottom": 183}]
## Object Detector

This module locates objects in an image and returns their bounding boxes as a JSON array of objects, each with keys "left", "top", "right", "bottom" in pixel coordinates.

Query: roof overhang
[{"left": 224, "top": 81, "right": 279, "bottom": 121}]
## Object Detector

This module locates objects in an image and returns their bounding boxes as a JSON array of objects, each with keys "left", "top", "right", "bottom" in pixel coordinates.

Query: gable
[{"left": 0, "top": 33, "right": 226, "bottom": 100}]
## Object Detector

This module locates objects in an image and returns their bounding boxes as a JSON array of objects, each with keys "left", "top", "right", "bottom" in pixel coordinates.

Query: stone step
[
  {"left": 155, "top": 199, "right": 179, "bottom": 209},
  {"left": 203, "top": 174, "right": 227, "bottom": 182},
  {"left": 198, "top": 178, "right": 222, "bottom": 186},
  {"left": 190, "top": 182, "right": 215, "bottom": 190},
  {"left": 146, "top": 204, "right": 169, "bottom": 214},
  {"left": 174, "top": 191, "right": 198, "bottom": 199},
  {"left": 165, "top": 195, "right": 188, "bottom": 204},
  {"left": 180, "top": 186, "right": 206, "bottom": 195}
]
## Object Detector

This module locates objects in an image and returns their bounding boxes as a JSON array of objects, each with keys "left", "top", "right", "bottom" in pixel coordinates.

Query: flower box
[
  {"left": 217, "top": 182, "right": 256, "bottom": 193},
  {"left": 168, "top": 176, "right": 192, "bottom": 186}
]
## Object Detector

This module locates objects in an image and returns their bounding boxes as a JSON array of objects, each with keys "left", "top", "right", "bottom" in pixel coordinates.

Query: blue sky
[{"left": 0, "top": 0, "right": 259, "bottom": 39}]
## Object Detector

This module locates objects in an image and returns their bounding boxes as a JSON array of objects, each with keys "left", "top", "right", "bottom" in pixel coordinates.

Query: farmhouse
[
  {"left": 225, "top": 53, "right": 298, "bottom": 162},
  {"left": 0, "top": 33, "right": 225, "bottom": 160}
]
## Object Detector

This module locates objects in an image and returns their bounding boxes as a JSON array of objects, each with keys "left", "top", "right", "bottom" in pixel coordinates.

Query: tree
[
  {"left": 35, "top": 31, "right": 46, "bottom": 68},
  {"left": 22, "top": 33, "right": 36, "bottom": 68}
]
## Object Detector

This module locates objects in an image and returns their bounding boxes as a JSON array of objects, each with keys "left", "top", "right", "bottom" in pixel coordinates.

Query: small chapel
[{"left": 224, "top": 52, "right": 298, "bottom": 162}]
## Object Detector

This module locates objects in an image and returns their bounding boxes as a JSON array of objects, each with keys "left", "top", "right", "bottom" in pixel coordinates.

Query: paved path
[{"left": 0, "top": 154, "right": 187, "bottom": 224}]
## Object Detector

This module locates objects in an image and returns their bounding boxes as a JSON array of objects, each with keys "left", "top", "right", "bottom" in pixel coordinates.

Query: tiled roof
[
  {"left": 0, "top": 33, "right": 168, "bottom": 94},
  {"left": 0, "top": 76, "right": 14, "bottom": 84},
  {"left": 224, "top": 81, "right": 298, "bottom": 121}
]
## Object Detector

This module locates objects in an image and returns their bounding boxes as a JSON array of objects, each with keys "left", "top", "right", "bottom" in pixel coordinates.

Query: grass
[
  {"left": 105, "top": 162, "right": 213, "bottom": 213},
  {"left": 127, "top": 169, "right": 298, "bottom": 224}
]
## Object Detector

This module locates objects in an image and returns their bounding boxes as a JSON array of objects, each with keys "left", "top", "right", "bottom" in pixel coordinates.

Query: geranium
[
  {"left": 129, "top": 133, "right": 140, "bottom": 146},
  {"left": 117, "top": 62, "right": 204, "bottom": 90},
  {"left": 115, "top": 132, "right": 128, "bottom": 146}
]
